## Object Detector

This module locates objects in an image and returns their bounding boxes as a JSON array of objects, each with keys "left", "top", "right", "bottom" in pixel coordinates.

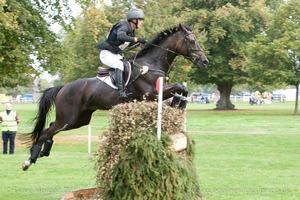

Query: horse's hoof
[{"left": 22, "top": 160, "right": 31, "bottom": 171}]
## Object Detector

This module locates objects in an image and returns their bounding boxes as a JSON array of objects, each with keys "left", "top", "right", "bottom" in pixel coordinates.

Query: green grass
[
  {"left": 187, "top": 102, "right": 300, "bottom": 200},
  {"left": 0, "top": 102, "right": 299, "bottom": 199}
]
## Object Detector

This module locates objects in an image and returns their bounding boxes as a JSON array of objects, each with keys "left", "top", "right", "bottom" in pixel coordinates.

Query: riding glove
[{"left": 138, "top": 38, "right": 146, "bottom": 44}]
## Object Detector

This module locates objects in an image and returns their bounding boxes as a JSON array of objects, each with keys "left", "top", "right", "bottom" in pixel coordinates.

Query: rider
[{"left": 97, "top": 8, "right": 146, "bottom": 99}]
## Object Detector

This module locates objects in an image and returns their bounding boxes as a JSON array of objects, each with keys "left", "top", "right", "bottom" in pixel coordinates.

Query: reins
[
  {"left": 144, "top": 41, "right": 179, "bottom": 55},
  {"left": 131, "top": 45, "right": 167, "bottom": 76}
]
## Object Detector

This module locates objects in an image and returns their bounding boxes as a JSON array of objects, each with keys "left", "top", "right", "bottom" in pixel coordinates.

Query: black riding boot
[{"left": 115, "top": 68, "right": 130, "bottom": 99}]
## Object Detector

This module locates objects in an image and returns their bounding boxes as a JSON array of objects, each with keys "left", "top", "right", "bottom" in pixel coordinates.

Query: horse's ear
[
  {"left": 190, "top": 24, "right": 195, "bottom": 30},
  {"left": 178, "top": 23, "right": 188, "bottom": 32}
]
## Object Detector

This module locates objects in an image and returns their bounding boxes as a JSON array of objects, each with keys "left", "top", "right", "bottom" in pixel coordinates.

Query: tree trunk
[
  {"left": 294, "top": 82, "right": 299, "bottom": 115},
  {"left": 215, "top": 83, "right": 235, "bottom": 110}
]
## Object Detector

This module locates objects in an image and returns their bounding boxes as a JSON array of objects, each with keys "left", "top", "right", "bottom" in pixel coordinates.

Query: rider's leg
[
  {"left": 100, "top": 50, "right": 130, "bottom": 99},
  {"left": 115, "top": 68, "right": 130, "bottom": 99}
]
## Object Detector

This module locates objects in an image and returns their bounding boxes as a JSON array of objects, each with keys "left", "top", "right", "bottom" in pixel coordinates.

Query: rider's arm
[{"left": 117, "top": 24, "right": 137, "bottom": 43}]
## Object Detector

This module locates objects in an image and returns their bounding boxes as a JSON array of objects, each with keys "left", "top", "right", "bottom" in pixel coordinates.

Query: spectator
[
  {"left": 0, "top": 103, "right": 20, "bottom": 154},
  {"left": 280, "top": 94, "right": 285, "bottom": 102}
]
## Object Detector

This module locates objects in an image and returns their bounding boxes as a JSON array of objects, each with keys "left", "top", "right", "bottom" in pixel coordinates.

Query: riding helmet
[{"left": 127, "top": 8, "right": 145, "bottom": 21}]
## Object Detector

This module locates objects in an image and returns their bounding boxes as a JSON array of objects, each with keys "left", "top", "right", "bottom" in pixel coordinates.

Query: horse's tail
[{"left": 26, "top": 85, "right": 64, "bottom": 148}]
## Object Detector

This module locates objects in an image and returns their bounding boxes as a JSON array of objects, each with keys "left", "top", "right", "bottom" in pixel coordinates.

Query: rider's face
[{"left": 137, "top": 19, "right": 144, "bottom": 29}]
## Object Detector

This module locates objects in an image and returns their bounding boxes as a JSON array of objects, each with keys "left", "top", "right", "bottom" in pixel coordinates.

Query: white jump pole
[
  {"left": 183, "top": 82, "right": 187, "bottom": 132},
  {"left": 88, "top": 124, "right": 91, "bottom": 153},
  {"left": 156, "top": 77, "right": 164, "bottom": 140}
]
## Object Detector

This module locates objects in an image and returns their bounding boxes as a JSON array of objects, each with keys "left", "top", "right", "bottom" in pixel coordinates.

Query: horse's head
[{"left": 176, "top": 24, "right": 209, "bottom": 68}]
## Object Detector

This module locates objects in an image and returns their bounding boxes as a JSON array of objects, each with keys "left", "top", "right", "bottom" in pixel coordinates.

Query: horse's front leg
[{"left": 162, "top": 83, "right": 188, "bottom": 109}]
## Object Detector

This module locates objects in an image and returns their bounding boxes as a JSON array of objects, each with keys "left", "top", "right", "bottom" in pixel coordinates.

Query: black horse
[{"left": 22, "top": 23, "right": 209, "bottom": 170}]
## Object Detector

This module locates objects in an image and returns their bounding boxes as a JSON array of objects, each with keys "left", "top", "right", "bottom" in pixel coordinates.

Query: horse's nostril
[{"left": 203, "top": 60, "right": 209, "bottom": 65}]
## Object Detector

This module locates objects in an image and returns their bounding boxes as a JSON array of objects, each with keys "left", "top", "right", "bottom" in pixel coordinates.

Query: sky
[{"left": 68, "top": 0, "right": 82, "bottom": 17}]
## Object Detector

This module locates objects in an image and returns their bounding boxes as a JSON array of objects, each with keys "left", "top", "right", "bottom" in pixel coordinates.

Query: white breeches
[{"left": 100, "top": 50, "right": 124, "bottom": 71}]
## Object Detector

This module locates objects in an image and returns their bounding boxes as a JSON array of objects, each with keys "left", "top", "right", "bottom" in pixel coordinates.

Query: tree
[
  {"left": 184, "top": 0, "right": 276, "bottom": 109},
  {"left": 0, "top": 0, "right": 72, "bottom": 88},
  {"left": 60, "top": 4, "right": 112, "bottom": 83},
  {"left": 41, "top": 78, "right": 53, "bottom": 91},
  {"left": 245, "top": 0, "right": 300, "bottom": 115}
]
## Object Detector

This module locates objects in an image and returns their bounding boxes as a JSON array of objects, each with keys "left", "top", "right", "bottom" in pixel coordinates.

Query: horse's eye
[{"left": 189, "top": 39, "right": 195, "bottom": 45}]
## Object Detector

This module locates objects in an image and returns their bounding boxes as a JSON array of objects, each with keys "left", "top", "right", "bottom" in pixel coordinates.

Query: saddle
[
  {"left": 97, "top": 67, "right": 115, "bottom": 77},
  {"left": 97, "top": 60, "right": 149, "bottom": 89},
  {"left": 97, "top": 60, "right": 131, "bottom": 87}
]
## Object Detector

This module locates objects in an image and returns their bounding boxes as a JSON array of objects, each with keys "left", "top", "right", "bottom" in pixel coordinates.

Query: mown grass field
[{"left": 0, "top": 101, "right": 299, "bottom": 200}]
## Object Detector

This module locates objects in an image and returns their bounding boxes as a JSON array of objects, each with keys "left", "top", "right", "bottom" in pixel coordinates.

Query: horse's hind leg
[
  {"left": 22, "top": 137, "right": 45, "bottom": 171},
  {"left": 40, "top": 123, "right": 54, "bottom": 157},
  {"left": 22, "top": 144, "right": 42, "bottom": 171},
  {"left": 40, "top": 138, "right": 54, "bottom": 157},
  {"left": 24, "top": 137, "right": 54, "bottom": 169},
  {"left": 38, "top": 111, "right": 93, "bottom": 158},
  {"left": 22, "top": 123, "right": 69, "bottom": 171}
]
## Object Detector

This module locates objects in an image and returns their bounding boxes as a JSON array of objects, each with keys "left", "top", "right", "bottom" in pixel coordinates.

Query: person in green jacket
[{"left": 0, "top": 103, "right": 20, "bottom": 154}]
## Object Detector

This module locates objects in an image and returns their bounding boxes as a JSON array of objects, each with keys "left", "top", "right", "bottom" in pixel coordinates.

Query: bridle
[
  {"left": 146, "top": 31, "right": 203, "bottom": 61},
  {"left": 143, "top": 31, "right": 204, "bottom": 75},
  {"left": 128, "top": 30, "right": 204, "bottom": 86}
]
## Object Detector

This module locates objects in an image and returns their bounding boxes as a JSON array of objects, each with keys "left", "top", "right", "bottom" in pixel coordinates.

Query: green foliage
[
  {"left": 106, "top": 131, "right": 200, "bottom": 200},
  {"left": 190, "top": 1, "right": 272, "bottom": 85},
  {"left": 245, "top": 0, "right": 300, "bottom": 113},
  {"left": 246, "top": 0, "right": 300, "bottom": 86},
  {"left": 94, "top": 101, "right": 200, "bottom": 200},
  {"left": 0, "top": 0, "right": 70, "bottom": 87},
  {"left": 40, "top": 78, "right": 53, "bottom": 91},
  {"left": 33, "top": 0, "right": 74, "bottom": 29},
  {"left": 183, "top": 0, "right": 281, "bottom": 109},
  {"left": 1, "top": 85, "right": 30, "bottom": 96}
]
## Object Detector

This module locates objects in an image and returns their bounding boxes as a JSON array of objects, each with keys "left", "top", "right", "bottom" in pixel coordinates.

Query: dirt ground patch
[{"left": 14, "top": 134, "right": 100, "bottom": 147}]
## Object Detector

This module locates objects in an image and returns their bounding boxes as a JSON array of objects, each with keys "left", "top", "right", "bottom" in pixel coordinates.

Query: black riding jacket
[
  {"left": 97, "top": 21, "right": 135, "bottom": 54},
  {"left": 108, "top": 21, "right": 135, "bottom": 45}
]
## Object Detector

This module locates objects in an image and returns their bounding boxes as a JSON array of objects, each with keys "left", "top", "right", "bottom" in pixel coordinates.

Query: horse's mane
[{"left": 136, "top": 24, "right": 192, "bottom": 57}]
